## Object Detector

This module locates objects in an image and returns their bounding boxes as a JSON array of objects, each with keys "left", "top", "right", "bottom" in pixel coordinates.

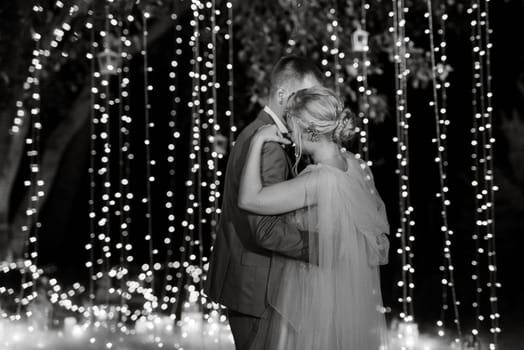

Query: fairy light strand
[
  {"left": 160, "top": 3, "right": 183, "bottom": 314},
  {"left": 116, "top": 9, "right": 132, "bottom": 323},
  {"left": 101, "top": 1, "right": 113, "bottom": 306},
  {"left": 199, "top": 0, "right": 212, "bottom": 307},
  {"left": 86, "top": 8, "right": 97, "bottom": 315},
  {"left": 357, "top": 0, "right": 371, "bottom": 164},
  {"left": 425, "top": 2, "right": 462, "bottom": 341},
  {"left": 116, "top": 24, "right": 126, "bottom": 321},
  {"left": 329, "top": 5, "right": 341, "bottom": 95},
  {"left": 141, "top": 7, "right": 156, "bottom": 303},
  {"left": 469, "top": 16, "right": 484, "bottom": 340},
  {"left": 436, "top": 6, "right": 450, "bottom": 171},
  {"left": 27, "top": 35, "right": 43, "bottom": 303},
  {"left": 194, "top": 0, "right": 205, "bottom": 310},
  {"left": 468, "top": 0, "right": 500, "bottom": 346},
  {"left": 199, "top": 0, "right": 220, "bottom": 305},
  {"left": 391, "top": 0, "right": 415, "bottom": 322},
  {"left": 174, "top": 0, "right": 203, "bottom": 317},
  {"left": 210, "top": 0, "right": 220, "bottom": 239},
  {"left": 481, "top": 0, "right": 500, "bottom": 344},
  {"left": 120, "top": 9, "right": 136, "bottom": 314},
  {"left": 321, "top": 6, "right": 336, "bottom": 86},
  {"left": 226, "top": 1, "right": 235, "bottom": 148},
  {"left": 91, "top": 12, "right": 107, "bottom": 311},
  {"left": 192, "top": 0, "right": 204, "bottom": 310},
  {"left": 401, "top": 0, "right": 415, "bottom": 323}
]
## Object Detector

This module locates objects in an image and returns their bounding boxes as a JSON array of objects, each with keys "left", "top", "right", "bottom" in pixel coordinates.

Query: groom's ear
[{"left": 277, "top": 88, "right": 286, "bottom": 105}]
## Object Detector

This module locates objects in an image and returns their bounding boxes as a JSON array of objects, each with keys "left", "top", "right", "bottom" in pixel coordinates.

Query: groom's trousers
[{"left": 227, "top": 308, "right": 273, "bottom": 350}]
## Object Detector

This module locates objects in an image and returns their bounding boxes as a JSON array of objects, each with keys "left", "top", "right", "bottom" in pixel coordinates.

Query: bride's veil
[{"left": 269, "top": 154, "right": 390, "bottom": 350}]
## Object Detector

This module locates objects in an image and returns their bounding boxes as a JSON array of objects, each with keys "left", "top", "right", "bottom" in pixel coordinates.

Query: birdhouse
[{"left": 352, "top": 28, "right": 369, "bottom": 52}]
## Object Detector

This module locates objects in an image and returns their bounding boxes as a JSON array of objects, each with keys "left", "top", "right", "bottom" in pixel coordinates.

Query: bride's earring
[{"left": 306, "top": 128, "right": 320, "bottom": 142}]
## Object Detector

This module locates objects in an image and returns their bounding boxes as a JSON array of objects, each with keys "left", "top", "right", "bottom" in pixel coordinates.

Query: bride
[{"left": 238, "top": 86, "right": 390, "bottom": 349}]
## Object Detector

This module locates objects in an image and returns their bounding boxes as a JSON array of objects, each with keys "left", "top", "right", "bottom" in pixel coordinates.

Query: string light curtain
[
  {"left": 0, "top": 2, "right": 504, "bottom": 349},
  {"left": 11, "top": 0, "right": 85, "bottom": 321},
  {"left": 1, "top": 0, "right": 235, "bottom": 344}
]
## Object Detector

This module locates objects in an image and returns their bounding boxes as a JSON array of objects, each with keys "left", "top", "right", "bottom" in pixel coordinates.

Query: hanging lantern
[
  {"left": 352, "top": 28, "right": 369, "bottom": 52},
  {"left": 97, "top": 48, "right": 120, "bottom": 75},
  {"left": 97, "top": 34, "right": 121, "bottom": 76}
]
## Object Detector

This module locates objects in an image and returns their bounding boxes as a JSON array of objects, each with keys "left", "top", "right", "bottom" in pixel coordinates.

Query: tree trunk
[
  {"left": 0, "top": 0, "right": 33, "bottom": 260},
  {"left": 9, "top": 85, "right": 91, "bottom": 257},
  {"left": 0, "top": 104, "right": 32, "bottom": 260},
  {"left": 4, "top": 8, "right": 176, "bottom": 259}
]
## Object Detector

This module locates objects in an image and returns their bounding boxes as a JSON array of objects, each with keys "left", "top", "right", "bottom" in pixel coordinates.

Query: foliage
[
  {"left": 0, "top": 0, "right": 176, "bottom": 117},
  {"left": 1, "top": 0, "right": 467, "bottom": 127},
  {"left": 232, "top": 0, "right": 456, "bottom": 120}
]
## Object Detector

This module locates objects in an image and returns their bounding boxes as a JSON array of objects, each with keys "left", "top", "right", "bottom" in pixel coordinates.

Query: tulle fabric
[{"left": 265, "top": 152, "right": 390, "bottom": 350}]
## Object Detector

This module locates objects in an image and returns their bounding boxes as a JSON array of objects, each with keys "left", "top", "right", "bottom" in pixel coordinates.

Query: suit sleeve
[{"left": 246, "top": 141, "right": 309, "bottom": 261}]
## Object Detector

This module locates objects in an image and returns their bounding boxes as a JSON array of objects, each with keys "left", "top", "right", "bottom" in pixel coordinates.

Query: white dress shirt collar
[{"left": 263, "top": 105, "right": 289, "bottom": 134}]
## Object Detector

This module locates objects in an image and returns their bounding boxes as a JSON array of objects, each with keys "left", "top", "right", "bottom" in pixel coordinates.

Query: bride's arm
[{"left": 238, "top": 125, "right": 317, "bottom": 215}]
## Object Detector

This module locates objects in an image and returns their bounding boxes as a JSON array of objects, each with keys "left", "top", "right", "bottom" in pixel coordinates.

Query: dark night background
[{"left": 1, "top": 0, "right": 523, "bottom": 348}]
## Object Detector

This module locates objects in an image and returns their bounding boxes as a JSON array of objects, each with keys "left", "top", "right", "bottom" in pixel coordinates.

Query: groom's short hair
[{"left": 269, "top": 55, "right": 323, "bottom": 95}]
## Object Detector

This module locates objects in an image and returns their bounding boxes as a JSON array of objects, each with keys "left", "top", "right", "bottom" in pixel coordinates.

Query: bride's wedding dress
[{"left": 265, "top": 151, "right": 390, "bottom": 350}]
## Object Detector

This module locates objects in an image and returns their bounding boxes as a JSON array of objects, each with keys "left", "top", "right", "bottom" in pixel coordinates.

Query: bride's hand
[{"left": 253, "top": 125, "right": 291, "bottom": 145}]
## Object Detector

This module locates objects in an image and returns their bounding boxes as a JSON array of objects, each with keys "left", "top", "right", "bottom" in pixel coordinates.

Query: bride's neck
[{"left": 310, "top": 141, "right": 346, "bottom": 170}]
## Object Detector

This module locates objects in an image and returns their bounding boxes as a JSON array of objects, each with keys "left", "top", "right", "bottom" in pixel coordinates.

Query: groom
[{"left": 204, "top": 55, "right": 323, "bottom": 349}]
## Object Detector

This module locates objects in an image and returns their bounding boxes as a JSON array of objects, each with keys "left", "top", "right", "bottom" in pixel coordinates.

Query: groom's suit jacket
[{"left": 204, "top": 109, "right": 309, "bottom": 318}]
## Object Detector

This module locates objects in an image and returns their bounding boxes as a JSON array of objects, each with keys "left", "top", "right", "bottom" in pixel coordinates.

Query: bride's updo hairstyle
[
  {"left": 285, "top": 86, "right": 356, "bottom": 146},
  {"left": 285, "top": 86, "right": 356, "bottom": 172}
]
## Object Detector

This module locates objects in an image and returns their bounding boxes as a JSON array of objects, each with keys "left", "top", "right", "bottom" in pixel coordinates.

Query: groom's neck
[{"left": 266, "top": 100, "right": 284, "bottom": 122}]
